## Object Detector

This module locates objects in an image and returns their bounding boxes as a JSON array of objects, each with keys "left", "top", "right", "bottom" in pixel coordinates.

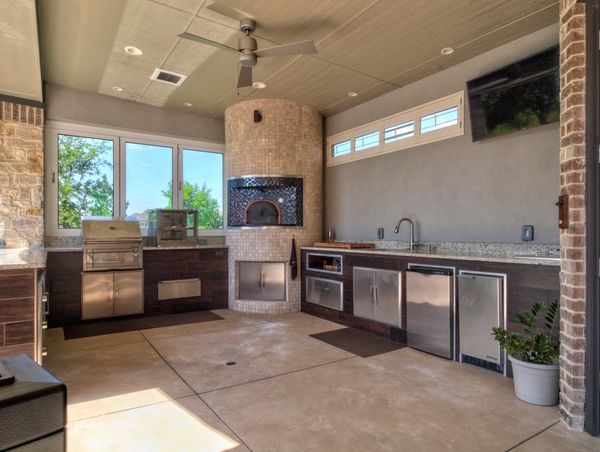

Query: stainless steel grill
[
  {"left": 81, "top": 220, "right": 144, "bottom": 320},
  {"left": 82, "top": 220, "right": 143, "bottom": 271}
]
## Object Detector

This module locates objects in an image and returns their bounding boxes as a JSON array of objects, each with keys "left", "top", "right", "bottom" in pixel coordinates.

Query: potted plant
[{"left": 492, "top": 300, "right": 560, "bottom": 406}]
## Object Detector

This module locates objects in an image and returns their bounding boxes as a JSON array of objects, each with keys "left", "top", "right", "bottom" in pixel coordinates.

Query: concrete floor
[{"left": 44, "top": 310, "right": 600, "bottom": 452}]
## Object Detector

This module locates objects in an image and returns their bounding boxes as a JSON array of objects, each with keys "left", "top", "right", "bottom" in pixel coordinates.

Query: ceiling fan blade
[
  {"left": 237, "top": 66, "right": 253, "bottom": 89},
  {"left": 205, "top": 0, "right": 253, "bottom": 21},
  {"left": 254, "top": 40, "right": 317, "bottom": 58},
  {"left": 178, "top": 32, "right": 239, "bottom": 54}
]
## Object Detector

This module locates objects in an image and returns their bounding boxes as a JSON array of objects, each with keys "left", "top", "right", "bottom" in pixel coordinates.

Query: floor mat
[
  {"left": 63, "top": 311, "right": 224, "bottom": 339},
  {"left": 309, "top": 327, "right": 405, "bottom": 357}
]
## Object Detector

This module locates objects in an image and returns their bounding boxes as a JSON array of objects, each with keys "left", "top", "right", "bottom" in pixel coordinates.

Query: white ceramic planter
[{"left": 508, "top": 355, "right": 559, "bottom": 406}]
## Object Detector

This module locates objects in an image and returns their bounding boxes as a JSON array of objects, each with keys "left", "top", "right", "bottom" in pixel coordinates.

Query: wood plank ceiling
[
  {"left": 39, "top": 0, "right": 559, "bottom": 118},
  {"left": 0, "top": 0, "right": 43, "bottom": 101}
]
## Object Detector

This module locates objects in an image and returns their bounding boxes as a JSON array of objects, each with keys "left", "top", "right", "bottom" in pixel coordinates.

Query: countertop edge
[
  {"left": 46, "top": 245, "right": 229, "bottom": 252},
  {"left": 300, "top": 247, "right": 560, "bottom": 267}
]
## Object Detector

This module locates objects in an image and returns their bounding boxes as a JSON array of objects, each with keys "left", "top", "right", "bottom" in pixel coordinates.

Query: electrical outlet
[
  {"left": 377, "top": 227, "right": 384, "bottom": 239},
  {"left": 522, "top": 225, "right": 534, "bottom": 241}
]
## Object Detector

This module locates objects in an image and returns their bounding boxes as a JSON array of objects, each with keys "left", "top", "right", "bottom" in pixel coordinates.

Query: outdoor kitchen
[{"left": 2, "top": 1, "right": 600, "bottom": 450}]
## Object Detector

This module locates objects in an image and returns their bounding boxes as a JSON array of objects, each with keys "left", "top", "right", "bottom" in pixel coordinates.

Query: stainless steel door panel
[
  {"left": 306, "top": 276, "right": 343, "bottom": 310},
  {"left": 238, "top": 262, "right": 262, "bottom": 300},
  {"left": 113, "top": 270, "right": 144, "bottom": 316},
  {"left": 261, "top": 262, "right": 286, "bottom": 301},
  {"left": 406, "top": 271, "right": 453, "bottom": 359},
  {"left": 373, "top": 269, "right": 401, "bottom": 327},
  {"left": 353, "top": 267, "right": 375, "bottom": 321},
  {"left": 458, "top": 274, "right": 502, "bottom": 364},
  {"left": 158, "top": 278, "right": 201, "bottom": 301},
  {"left": 81, "top": 272, "right": 114, "bottom": 320}
]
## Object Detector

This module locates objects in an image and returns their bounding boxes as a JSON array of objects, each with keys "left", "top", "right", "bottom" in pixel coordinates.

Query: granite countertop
[
  {"left": 46, "top": 244, "right": 229, "bottom": 252},
  {"left": 300, "top": 246, "right": 560, "bottom": 266},
  {"left": 0, "top": 247, "right": 47, "bottom": 270}
]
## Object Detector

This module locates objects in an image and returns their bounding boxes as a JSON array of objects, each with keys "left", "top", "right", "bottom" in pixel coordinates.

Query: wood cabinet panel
[
  {"left": 0, "top": 298, "right": 34, "bottom": 323},
  {"left": 0, "top": 269, "right": 37, "bottom": 358}
]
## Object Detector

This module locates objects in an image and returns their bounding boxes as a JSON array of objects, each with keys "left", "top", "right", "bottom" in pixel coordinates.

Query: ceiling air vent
[{"left": 150, "top": 68, "right": 187, "bottom": 86}]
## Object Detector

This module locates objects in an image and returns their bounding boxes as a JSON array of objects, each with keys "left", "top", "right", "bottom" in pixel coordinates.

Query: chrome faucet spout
[{"left": 394, "top": 217, "right": 417, "bottom": 250}]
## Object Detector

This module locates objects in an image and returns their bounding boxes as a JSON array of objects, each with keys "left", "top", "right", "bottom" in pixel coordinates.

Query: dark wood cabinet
[
  {"left": 301, "top": 249, "right": 560, "bottom": 344},
  {"left": 0, "top": 268, "right": 37, "bottom": 359},
  {"left": 46, "top": 248, "right": 228, "bottom": 327},
  {"left": 143, "top": 248, "right": 228, "bottom": 315}
]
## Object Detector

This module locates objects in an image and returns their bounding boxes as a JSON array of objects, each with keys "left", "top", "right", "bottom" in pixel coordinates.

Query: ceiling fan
[{"left": 178, "top": 18, "right": 317, "bottom": 89}]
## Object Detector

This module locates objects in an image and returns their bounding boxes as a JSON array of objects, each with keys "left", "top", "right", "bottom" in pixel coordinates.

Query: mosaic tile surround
[
  {"left": 227, "top": 176, "right": 303, "bottom": 227},
  {"left": 225, "top": 99, "right": 323, "bottom": 314}
]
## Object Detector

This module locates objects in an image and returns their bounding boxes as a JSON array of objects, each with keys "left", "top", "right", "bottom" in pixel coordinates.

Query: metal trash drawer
[
  {"left": 158, "top": 278, "right": 201, "bottom": 301},
  {"left": 306, "top": 276, "right": 343, "bottom": 311}
]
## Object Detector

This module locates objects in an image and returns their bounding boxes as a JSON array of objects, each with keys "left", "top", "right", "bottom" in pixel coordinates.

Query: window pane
[
  {"left": 355, "top": 131, "right": 380, "bottom": 151},
  {"left": 420, "top": 106, "right": 458, "bottom": 134},
  {"left": 182, "top": 150, "right": 224, "bottom": 229},
  {"left": 331, "top": 140, "right": 351, "bottom": 157},
  {"left": 125, "top": 142, "right": 173, "bottom": 226},
  {"left": 384, "top": 120, "right": 415, "bottom": 143},
  {"left": 57, "top": 134, "right": 114, "bottom": 229}
]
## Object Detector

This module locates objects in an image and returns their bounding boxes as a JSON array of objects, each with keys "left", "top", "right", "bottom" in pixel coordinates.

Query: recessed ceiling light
[
  {"left": 112, "top": 86, "right": 124, "bottom": 92},
  {"left": 348, "top": 92, "right": 358, "bottom": 97},
  {"left": 124, "top": 45, "right": 144, "bottom": 56},
  {"left": 441, "top": 47, "right": 455, "bottom": 56},
  {"left": 252, "top": 81, "right": 267, "bottom": 89},
  {"left": 183, "top": 102, "right": 192, "bottom": 107}
]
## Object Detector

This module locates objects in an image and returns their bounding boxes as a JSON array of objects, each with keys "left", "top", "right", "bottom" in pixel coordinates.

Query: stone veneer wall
[
  {"left": 0, "top": 101, "right": 44, "bottom": 248},
  {"left": 559, "top": 0, "right": 587, "bottom": 430},
  {"left": 225, "top": 99, "right": 322, "bottom": 314}
]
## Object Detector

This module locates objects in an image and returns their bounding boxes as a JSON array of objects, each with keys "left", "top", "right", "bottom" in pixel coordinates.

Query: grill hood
[{"left": 82, "top": 220, "right": 142, "bottom": 242}]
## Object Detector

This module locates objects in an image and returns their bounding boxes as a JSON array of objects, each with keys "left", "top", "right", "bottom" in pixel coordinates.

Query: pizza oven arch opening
[{"left": 244, "top": 200, "right": 281, "bottom": 226}]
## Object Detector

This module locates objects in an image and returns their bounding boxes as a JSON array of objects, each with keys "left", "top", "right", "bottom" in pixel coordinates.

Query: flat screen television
[{"left": 466, "top": 46, "right": 559, "bottom": 141}]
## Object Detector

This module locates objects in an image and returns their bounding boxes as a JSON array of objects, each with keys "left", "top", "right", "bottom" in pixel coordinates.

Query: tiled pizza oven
[
  {"left": 227, "top": 176, "right": 303, "bottom": 227},
  {"left": 225, "top": 99, "right": 323, "bottom": 314}
]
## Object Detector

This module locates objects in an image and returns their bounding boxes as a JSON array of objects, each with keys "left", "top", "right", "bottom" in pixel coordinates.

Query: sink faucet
[{"left": 394, "top": 218, "right": 418, "bottom": 251}]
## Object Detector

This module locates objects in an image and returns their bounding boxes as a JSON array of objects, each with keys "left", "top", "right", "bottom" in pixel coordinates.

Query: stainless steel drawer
[
  {"left": 306, "top": 276, "right": 343, "bottom": 311},
  {"left": 158, "top": 278, "right": 201, "bottom": 301}
]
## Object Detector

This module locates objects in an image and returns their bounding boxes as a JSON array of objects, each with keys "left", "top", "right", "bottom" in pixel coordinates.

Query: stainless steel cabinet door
[
  {"left": 458, "top": 273, "right": 503, "bottom": 364},
  {"left": 262, "top": 262, "right": 286, "bottom": 301},
  {"left": 81, "top": 272, "right": 114, "bottom": 320},
  {"left": 238, "top": 262, "right": 262, "bottom": 300},
  {"left": 113, "top": 270, "right": 144, "bottom": 316},
  {"left": 373, "top": 269, "right": 401, "bottom": 327},
  {"left": 306, "top": 276, "right": 343, "bottom": 310},
  {"left": 406, "top": 271, "right": 453, "bottom": 359},
  {"left": 353, "top": 267, "right": 375, "bottom": 321}
]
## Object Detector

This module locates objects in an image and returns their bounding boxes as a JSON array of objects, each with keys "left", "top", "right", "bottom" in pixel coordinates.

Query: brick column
[
  {"left": 559, "top": 0, "right": 586, "bottom": 430},
  {"left": 0, "top": 101, "right": 44, "bottom": 248}
]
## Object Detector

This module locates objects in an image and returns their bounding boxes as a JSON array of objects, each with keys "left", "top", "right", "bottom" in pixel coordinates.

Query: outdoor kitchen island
[{"left": 45, "top": 245, "right": 228, "bottom": 328}]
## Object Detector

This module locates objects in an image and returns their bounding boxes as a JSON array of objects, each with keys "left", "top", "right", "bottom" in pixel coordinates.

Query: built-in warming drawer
[
  {"left": 306, "top": 276, "right": 343, "bottom": 311},
  {"left": 158, "top": 278, "right": 202, "bottom": 301}
]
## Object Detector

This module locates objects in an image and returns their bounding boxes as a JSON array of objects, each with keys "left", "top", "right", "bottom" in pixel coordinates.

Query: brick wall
[
  {"left": 559, "top": 0, "right": 586, "bottom": 430},
  {"left": 0, "top": 101, "right": 44, "bottom": 248}
]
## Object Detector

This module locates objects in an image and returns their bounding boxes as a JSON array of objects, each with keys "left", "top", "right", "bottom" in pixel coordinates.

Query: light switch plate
[
  {"left": 522, "top": 225, "right": 534, "bottom": 241},
  {"left": 377, "top": 227, "right": 384, "bottom": 239}
]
